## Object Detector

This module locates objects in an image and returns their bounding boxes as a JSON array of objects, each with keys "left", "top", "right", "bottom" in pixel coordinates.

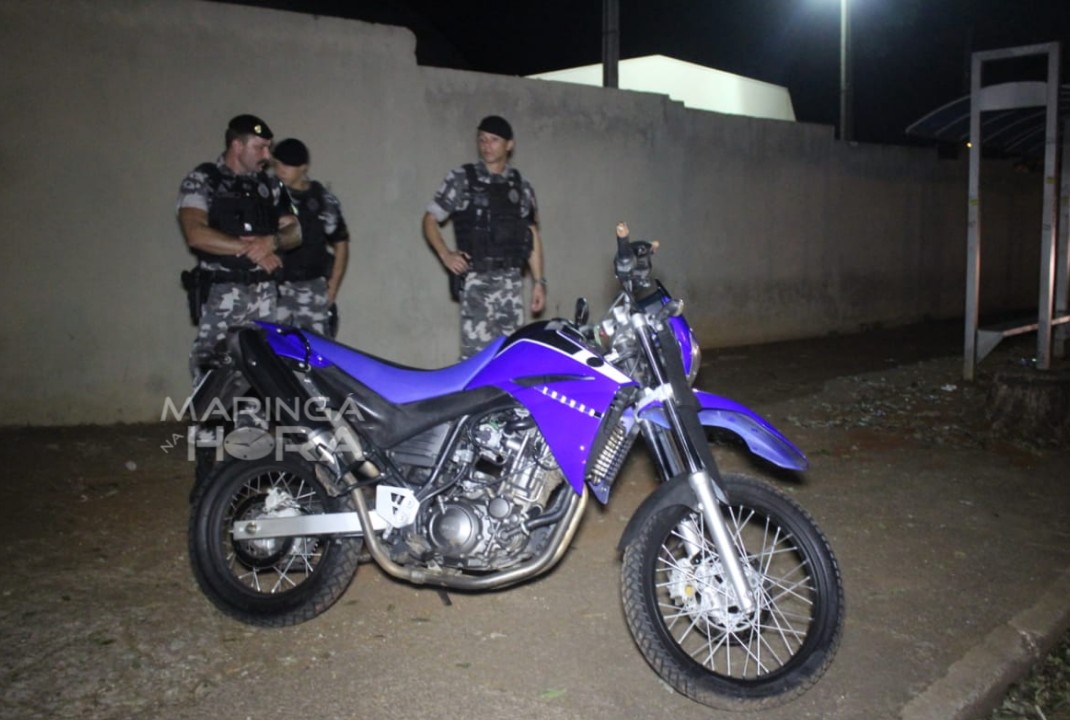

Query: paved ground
[{"left": 2, "top": 320, "right": 1068, "bottom": 720}]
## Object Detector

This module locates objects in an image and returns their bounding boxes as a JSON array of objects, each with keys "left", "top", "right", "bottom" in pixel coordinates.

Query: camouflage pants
[
  {"left": 277, "top": 278, "right": 329, "bottom": 336},
  {"left": 459, "top": 269, "right": 523, "bottom": 359},
  {"left": 190, "top": 281, "right": 277, "bottom": 381}
]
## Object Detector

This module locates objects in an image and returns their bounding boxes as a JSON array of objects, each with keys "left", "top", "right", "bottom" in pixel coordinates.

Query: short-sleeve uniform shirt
[{"left": 427, "top": 161, "right": 538, "bottom": 225}]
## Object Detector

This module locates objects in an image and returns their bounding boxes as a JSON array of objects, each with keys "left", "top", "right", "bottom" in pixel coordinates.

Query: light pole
[
  {"left": 603, "top": 0, "right": 619, "bottom": 88},
  {"left": 839, "top": 0, "right": 853, "bottom": 141}
]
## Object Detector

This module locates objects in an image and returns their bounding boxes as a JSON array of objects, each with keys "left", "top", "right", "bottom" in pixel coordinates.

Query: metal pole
[
  {"left": 1057, "top": 116, "right": 1070, "bottom": 358},
  {"left": 602, "top": 0, "right": 619, "bottom": 89},
  {"left": 964, "top": 51, "right": 983, "bottom": 381},
  {"left": 839, "top": 0, "right": 852, "bottom": 141},
  {"left": 1036, "top": 43, "right": 1061, "bottom": 370}
]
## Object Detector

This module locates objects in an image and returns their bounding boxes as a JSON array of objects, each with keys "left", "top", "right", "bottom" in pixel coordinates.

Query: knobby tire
[
  {"left": 621, "top": 473, "right": 844, "bottom": 710},
  {"left": 188, "top": 456, "right": 363, "bottom": 627}
]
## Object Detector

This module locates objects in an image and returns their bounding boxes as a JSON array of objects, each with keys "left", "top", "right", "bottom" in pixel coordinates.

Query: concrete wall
[{"left": 0, "top": 0, "right": 1043, "bottom": 425}]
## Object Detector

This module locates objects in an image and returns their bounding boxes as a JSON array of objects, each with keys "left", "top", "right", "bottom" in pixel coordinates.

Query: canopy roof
[{"left": 906, "top": 83, "right": 1069, "bottom": 159}]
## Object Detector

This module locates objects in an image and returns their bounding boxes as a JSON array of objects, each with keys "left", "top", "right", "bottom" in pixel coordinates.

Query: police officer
[
  {"left": 177, "top": 114, "right": 301, "bottom": 381},
  {"left": 271, "top": 138, "right": 350, "bottom": 337},
  {"left": 422, "top": 115, "right": 545, "bottom": 359}
]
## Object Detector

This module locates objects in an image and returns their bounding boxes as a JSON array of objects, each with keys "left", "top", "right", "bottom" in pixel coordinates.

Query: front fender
[
  {"left": 617, "top": 473, "right": 696, "bottom": 552},
  {"left": 638, "top": 390, "right": 808, "bottom": 471}
]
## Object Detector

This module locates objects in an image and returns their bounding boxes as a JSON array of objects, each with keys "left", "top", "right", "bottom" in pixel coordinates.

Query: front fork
[
  {"left": 631, "top": 312, "right": 756, "bottom": 614},
  {"left": 646, "top": 429, "right": 757, "bottom": 616},
  {"left": 686, "top": 471, "right": 755, "bottom": 614}
]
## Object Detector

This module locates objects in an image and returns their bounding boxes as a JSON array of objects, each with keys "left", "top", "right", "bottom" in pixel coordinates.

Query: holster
[
  {"left": 180, "top": 267, "right": 211, "bottom": 326},
  {"left": 327, "top": 303, "right": 339, "bottom": 338},
  {"left": 449, "top": 272, "right": 466, "bottom": 302}
]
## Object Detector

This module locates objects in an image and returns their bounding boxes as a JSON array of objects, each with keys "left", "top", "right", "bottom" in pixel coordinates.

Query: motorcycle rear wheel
[
  {"left": 189, "top": 456, "right": 363, "bottom": 627},
  {"left": 621, "top": 473, "right": 844, "bottom": 710}
]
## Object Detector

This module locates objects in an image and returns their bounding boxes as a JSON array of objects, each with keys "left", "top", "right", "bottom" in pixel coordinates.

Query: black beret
[
  {"left": 273, "top": 138, "right": 310, "bottom": 167},
  {"left": 477, "top": 115, "right": 513, "bottom": 141},
  {"left": 227, "top": 114, "right": 273, "bottom": 140}
]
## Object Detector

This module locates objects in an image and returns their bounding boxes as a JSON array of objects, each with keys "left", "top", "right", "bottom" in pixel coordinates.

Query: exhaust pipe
[{"left": 350, "top": 478, "right": 588, "bottom": 591}]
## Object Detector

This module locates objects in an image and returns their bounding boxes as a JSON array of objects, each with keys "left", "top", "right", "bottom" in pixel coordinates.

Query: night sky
[{"left": 214, "top": 0, "right": 1070, "bottom": 146}]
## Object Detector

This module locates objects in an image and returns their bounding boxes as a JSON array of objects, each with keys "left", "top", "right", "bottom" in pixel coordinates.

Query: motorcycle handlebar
[
  {"left": 614, "top": 223, "right": 636, "bottom": 283},
  {"left": 613, "top": 227, "right": 658, "bottom": 301},
  {"left": 615, "top": 223, "right": 633, "bottom": 264}
]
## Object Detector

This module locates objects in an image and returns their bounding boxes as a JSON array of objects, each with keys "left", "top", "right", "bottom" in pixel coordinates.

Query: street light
[
  {"left": 602, "top": 0, "right": 619, "bottom": 88},
  {"left": 839, "top": 0, "right": 853, "bottom": 141}
]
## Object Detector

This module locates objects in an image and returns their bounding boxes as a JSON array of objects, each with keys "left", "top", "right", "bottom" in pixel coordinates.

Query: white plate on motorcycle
[{"left": 375, "top": 485, "right": 419, "bottom": 528}]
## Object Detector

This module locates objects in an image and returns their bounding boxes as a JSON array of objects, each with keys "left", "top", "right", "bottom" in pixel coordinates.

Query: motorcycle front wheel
[
  {"left": 189, "top": 456, "right": 363, "bottom": 627},
  {"left": 621, "top": 473, "right": 844, "bottom": 711}
]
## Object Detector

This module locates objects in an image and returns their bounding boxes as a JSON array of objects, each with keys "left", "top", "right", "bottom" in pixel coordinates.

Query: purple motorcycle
[{"left": 187, "top": 223, "right": 844, "bottom": 710}]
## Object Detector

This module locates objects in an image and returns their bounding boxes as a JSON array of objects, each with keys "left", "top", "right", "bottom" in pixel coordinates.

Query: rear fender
[
  {"left": 190, "top": 364, "right": 249, "bottom": 422},
  {"left": 638, "top": 390, "right": 808, "bottom": 471}
]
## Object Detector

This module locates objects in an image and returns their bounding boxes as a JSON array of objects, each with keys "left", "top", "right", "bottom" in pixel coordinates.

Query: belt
[
  {"left": 469, "top": 257, "right": 522, "bottom": 272},
  {"left": 203, "top": 269, "right": 274, "bottom": 285},
  {"left": 282, "top": 267, "right": 328, "bottom": 282}
]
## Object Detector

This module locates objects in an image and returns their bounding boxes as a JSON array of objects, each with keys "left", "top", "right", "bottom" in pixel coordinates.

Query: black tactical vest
[
  {"left": 280, "top": 181, "right": 331, "bottom": 282},
  {"left": 198, "top": 162, "right": 280, "bottom": 271},
  {"left": 452, "top": 164, "right": 532, "bottom": 269}
]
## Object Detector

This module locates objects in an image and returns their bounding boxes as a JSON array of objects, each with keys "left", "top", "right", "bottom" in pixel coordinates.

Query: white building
[{"left": 527, "top": 54, "right": 796, "bottom": 122}]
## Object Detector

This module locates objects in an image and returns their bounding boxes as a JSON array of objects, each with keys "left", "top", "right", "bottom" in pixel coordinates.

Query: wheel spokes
[
  {"left": 654, "top": 507, "right": 817, "bottom": 680},
  {"left": 219, "top": 469, "right": 327, "bottom": 595}
]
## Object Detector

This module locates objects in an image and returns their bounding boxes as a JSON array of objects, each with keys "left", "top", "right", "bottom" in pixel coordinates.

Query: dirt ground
[{"left": 2, "top": 320, "right": 1069, "bottom": 720}]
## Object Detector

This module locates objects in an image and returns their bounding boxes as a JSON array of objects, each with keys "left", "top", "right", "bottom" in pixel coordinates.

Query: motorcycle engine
[{"left": 416, "top": 408, "right": 562, "bottom": 570}]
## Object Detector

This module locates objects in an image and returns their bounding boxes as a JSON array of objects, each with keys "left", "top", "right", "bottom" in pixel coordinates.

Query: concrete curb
[{"left": 901, "top": 567, "right": 1070, "bottom": 720}]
